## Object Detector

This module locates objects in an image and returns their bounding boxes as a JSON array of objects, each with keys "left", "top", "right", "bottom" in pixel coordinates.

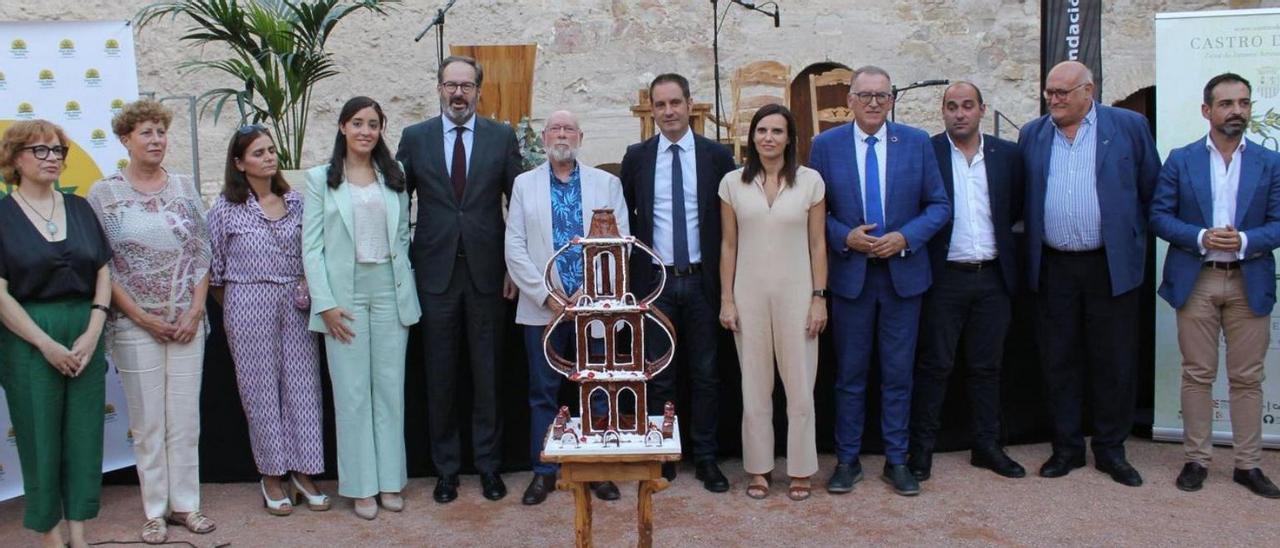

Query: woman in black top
[{"left": 0, "top": 119, "right": 112, "bottom": 548}]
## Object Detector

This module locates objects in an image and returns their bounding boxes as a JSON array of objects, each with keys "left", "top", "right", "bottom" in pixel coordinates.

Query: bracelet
[{"left": 89, "top": 304, "right": 110, "bottom": 314}]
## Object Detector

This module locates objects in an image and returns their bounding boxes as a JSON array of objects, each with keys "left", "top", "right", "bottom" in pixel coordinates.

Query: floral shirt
[
  {"left": 551, "top": 164, "right": 584, "bottom": 295},
  {"left": 87, "top": 171, "right": 211, "bottom": 323}
]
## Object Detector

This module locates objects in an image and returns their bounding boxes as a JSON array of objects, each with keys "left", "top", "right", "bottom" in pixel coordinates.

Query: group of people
[{"left": 1, "top": 54, "right": 1277, "bottom": 547}]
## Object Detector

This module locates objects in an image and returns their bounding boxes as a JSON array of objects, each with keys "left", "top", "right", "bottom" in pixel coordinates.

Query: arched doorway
[{"left": 790, "top": 61, "right": 852, "bottom": 164}]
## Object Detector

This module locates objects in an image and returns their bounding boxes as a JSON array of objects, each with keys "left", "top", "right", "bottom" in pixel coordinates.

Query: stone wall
[{"left": 1, "top": 0, "right": 1272, "bottom": 198}]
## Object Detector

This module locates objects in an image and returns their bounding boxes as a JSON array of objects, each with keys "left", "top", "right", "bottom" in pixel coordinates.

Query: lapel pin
[{"left": 890, "top": 136, "right": 899, "bottom": 143}]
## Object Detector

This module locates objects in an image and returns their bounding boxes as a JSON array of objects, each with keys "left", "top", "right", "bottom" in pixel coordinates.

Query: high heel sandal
[
  {"left": 261, "top": 478, "right": 294, "bottom": 516},
  {"left": 746, "top": 472, "right": 772, "bottom": 499},
  {"left": 788, "top": 476, "right": 813, "bottom": 501},
  {"left": 290, "top": 474, "right": 331, "bottom": 511}
]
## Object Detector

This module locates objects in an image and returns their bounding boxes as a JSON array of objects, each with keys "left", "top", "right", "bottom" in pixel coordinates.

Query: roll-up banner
[
  {"left": 1041, "top": 0, "right": 1104, "bottom": 105},
  {"left": 0, "top": 20, "right": 139, "bottom": 501},
  {"left": 1153, "top": 8, "right": 1280, "bottom": 448}
]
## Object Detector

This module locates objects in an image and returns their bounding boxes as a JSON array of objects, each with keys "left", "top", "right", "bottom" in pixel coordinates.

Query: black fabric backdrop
[{"left": 100, "top": 233, "right": 1156, "bottom": 485}]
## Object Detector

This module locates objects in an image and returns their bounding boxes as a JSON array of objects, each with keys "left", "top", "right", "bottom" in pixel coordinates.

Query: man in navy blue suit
[
  {"left": 1151, "top": 73, "right": 1280, "bottom": 499},
  {"left": 907, "top": 82, "right": 1026, "bottom": 483},
  {"left": 810, "top": 65, "right": 950, "bottom": 496},
  {"left": 1019, "top": 60, "right": 1161, "bottom": 487}
]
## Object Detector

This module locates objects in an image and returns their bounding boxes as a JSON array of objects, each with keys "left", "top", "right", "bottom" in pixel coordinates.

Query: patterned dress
[{"left": 207, "top": 190, "right": 324, "bottom": 476}]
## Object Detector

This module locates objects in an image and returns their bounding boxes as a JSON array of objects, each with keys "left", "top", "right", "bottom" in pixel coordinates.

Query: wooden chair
[
  {"left": 809, "top": 68, "right": 853, "bottom": 139},
  {"left": 729, "top": 60, "right": 790, "bottom": 161}
]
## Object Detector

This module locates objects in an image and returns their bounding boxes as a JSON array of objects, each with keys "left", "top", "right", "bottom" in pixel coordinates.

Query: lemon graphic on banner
[
  {"left": 59, "top": 39, "right": 74, "bottom": 49},
  {"left": 39, "top": 69, "right": 53, "bottom": 80},
  {"left": 0, "top": 120, "right": 105, "bottom": 197}
]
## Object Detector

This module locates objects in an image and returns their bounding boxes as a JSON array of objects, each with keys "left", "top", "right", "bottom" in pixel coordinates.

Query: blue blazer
[
  {"left": 1151, "top": 138, "right": 1280, "bottom": 316},
  {"left": 1018, "top": 103, "right": 1161, "bottom": 296},
  {"left": 810, "top": 121, "right": 951, "bottom": 299},
  {"left": 928, "top": 133, "right": 1025, "bottom": 295}
]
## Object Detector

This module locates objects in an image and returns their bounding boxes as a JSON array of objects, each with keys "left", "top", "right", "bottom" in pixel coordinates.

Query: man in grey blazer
[
  {"left": 505, "top": 110, "right": 628, "bottom": 505},
  {"left": 395, "top": 55, "right": 523, "bottom": 503}
]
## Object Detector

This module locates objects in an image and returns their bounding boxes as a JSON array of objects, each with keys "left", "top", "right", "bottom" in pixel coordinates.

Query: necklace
[{"left": 15, "top": 189, "right": 59, "bottom": 236}]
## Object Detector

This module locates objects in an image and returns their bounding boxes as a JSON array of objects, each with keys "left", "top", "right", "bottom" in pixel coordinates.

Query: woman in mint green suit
[{"left": 302, "top": 96, "right": 420, "bottom": 520}]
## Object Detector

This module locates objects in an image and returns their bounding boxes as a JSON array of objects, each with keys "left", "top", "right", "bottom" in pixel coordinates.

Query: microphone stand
[
  {"left": 415, "top": 0, "right": 459, "bottom": 69},
  {"left": 710, "top": 0, "right": 780, "bottom": 142},
  {"left": 889, "top": 79, "right": 950, "bottom": 122}
]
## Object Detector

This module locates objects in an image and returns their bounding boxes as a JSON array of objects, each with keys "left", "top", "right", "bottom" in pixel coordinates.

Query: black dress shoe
[
  {"left": 971, "top": 447, "right": 1026, "bottom": 478},
  {"left": 1175, "top": 462, "right": 1207, "bottom": 492},
  {"left": 826, "top": 461, "right": 863, "bottom": 494},
  {"left": 907, "top": 451, "right": 932, "bottom": 482},
  {"left": 1233, "top": 468, "right": 1280, "bottom": 499},
  {"left": 480, "top": 472, "right": 507, "bottom": 501},
  {"left": 1038, "top": 453, "right": 1086, "bottom": 478},
  {"left": 522, "top": 473, "right": 557, "bottom": 505},
  {"left": 661, "top": 462, "right": 677, "bottom": 481},
  {"left": 1095, "top": 457, "right": 1143, "bottom": 487},
  {"left": 433, "top": 474, "right": 459, "bottom": 504},
  {"left": 695, "top": 461, "right": 730, "bottom": 493},
  {"left": 590, "top": 481, "right": 620, "bottom": 500},
  {"left": 881, "top": 463, "right": 921, "bottom": 496}
]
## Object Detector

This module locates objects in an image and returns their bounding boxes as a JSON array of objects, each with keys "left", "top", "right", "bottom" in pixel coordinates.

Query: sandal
[
  {"left": 166, "top": 510, "right": 216, "bottom": 534},
  {"left": 788, "top": 477, "right": 812, "bottom": 501},
  {"left": 140, "top": 518, "right": 167, "bottom": 545},
  {"left": 746, "top": 473, "right": 771, "bottom": 499}
]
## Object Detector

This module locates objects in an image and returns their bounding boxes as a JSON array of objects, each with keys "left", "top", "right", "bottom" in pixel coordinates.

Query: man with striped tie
[{"left": 1018, "top": 60, "right": 1161, "bottom": 487}]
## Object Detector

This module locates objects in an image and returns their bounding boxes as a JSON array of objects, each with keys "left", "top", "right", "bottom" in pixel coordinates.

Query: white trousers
[{"left": 111, "top": 320, "right": 205, "bottom": 519}]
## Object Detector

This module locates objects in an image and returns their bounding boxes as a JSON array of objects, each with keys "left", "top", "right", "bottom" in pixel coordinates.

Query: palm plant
[{"left": 135, "top": 0, "right": 399, "bottom": 169}]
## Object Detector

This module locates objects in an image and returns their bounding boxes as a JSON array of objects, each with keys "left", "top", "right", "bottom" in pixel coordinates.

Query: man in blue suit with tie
[
  {"left": 1019, "top": 60, "right": 1161, "bottom": 487},
  {"left": 1151, "top": 73, "right": 1280, "bottom": 499},
  {"left": 810, "top": 65, "right": 950, "bottom": 496}
]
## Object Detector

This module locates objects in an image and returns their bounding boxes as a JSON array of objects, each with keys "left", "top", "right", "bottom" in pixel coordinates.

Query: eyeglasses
[
  {"left": 1043, "top": 83, "right": 1088, "bottom": 100},
  {"left": 23, "top": 145, "right": 69, "bottom": 160},
  {"left": 544, "top": 125, "right": 580, "bottom": 134},
  {"left": 439, "top": 81, "right": 478, "bottom": 94},
  {"left": 852, "top": 92, "right": 893, "bottom": 105},
  {"left": 237, "top": 124, "right": 267, "bottom": 135}
]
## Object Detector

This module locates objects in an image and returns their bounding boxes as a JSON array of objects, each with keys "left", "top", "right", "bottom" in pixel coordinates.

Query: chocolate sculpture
[{"left": 542, "top": 209, "right": 676, "bottom": 448}]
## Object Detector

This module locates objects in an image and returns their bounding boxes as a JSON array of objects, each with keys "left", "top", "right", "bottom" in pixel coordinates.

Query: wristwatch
[{"left": 812, "top": 289, "right": 830, "bottom": 299}]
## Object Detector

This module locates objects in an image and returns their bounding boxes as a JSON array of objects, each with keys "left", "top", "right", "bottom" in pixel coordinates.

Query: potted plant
[{"left": 135, "top": 0, "right": 400, "bottom": 170}]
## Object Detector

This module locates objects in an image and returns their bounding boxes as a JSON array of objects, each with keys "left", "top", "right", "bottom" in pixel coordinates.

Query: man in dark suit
[
  {"left": 620, "top": 73, "right": 736, "bottom": 492},
  {"left": 395, "top": 55, "right": 522, "bottom": 503},
  {"left": 1151, "top": 73, "right": 1280, "bottom": 498},
  {"left": 811, "top": 65, "right": 951, "bottom": 497},
  {"left": 1019, "top": 60, "right": 1161, "bottom": 487},
  {"left": 907, "top": 82, "right": 1026, "bottom": 483}
]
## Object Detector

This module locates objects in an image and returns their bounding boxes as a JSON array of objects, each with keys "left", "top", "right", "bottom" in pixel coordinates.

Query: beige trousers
[
  {"left": 1177, "top": 267, "right": 1268, "bottom": 469},
  {"left": 112, "top": 319, "right": 205, "bottom": 519}
]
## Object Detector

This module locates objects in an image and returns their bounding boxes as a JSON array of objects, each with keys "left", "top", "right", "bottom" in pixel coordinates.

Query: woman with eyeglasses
[
  {"left": 86, "top": 99, "right": 215, "bottom": 544},
  {"left": 718, "top": 104, "right": 828, "bottom": 501},
  {"left": 302, "top": 96, "right": 418, "bottom": 519},
  {"left": 207, "top": 125, "right": 327, "bottom": 517},
  {"left": 0, "top": 120, "right": 112, "bottom": 548}
]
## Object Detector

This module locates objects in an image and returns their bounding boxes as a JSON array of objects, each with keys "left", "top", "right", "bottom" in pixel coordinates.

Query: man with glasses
[
  {"left": 396, "top": 55, "right": 523, "bottom": 504},
  {"left": 620, "top": 73, "right": 736, "bottom": 492},
  {"left": 1151, "top": 73, "right": 1280, "bottom": 498},
  {"left": 1018, "top": 60, "right": 1160, "bottom": 487},
  {"left": 810, "top": 65, "right": 950, "bottom": 496}
]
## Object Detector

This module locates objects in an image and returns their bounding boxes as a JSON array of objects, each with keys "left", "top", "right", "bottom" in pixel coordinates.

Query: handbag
[{"left": 264, "top": 210, "right": 311, "bottom": 311}]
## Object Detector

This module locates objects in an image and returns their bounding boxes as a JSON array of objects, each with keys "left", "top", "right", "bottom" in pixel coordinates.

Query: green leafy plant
[
  {"left": 135, "top": 0, "right": 399, "bottom": 169},
  {"left": 514, "top": 116, "right": 545, "bottom": 171}
]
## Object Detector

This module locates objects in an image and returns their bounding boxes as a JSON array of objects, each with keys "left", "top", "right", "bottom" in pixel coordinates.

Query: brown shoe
[{"left": 788, "top": 477, "right": 812, "bottom": 501}]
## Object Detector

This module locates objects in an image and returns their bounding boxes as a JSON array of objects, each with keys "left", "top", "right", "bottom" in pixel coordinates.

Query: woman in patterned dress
[
  {"left": 302, "top": 96, "right": 418, "bottom": 519},
  {"left": 87, "top": 100, "right": 216, "bottom": 543},
  {"left": 207, "top": 126, "right": 328, "bottom": 516}
]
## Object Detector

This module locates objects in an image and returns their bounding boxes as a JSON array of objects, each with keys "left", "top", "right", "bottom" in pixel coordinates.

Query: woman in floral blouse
[{"left": 86, "top": 100, "right": 216, "bottom": 544}]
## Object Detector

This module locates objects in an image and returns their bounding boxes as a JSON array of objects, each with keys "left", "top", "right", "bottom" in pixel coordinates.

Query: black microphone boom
[
  {"left": 773, "top": 8, "right": 779, "bottom": 27},
  {"left": 911, "top": 79, "right": 950, "bottom": 87}
]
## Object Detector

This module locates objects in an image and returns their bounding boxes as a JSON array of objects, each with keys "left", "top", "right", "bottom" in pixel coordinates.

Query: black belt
[
  {"left": 1203, "top": 261, "right": 1241, "bottom": 270},
  {"left": 655, "top": 263, "right": 702, "bottom": 277},
  {"left": 946, "top": 260, "right": 998, "bottom": 272},
  {"left": 1044, "top": 246, "right": 1104, "bottom": 256}
]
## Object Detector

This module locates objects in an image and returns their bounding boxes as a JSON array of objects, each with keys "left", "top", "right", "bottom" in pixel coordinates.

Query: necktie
[
  {"left": 451, "top": 126, "right": 467, "bottom": 200},
  {"left": 864, "top": 135, "right": 885, "bottom": 237},
  {"left": 669, "top": 143, "right": 690, "bottom": 269}
]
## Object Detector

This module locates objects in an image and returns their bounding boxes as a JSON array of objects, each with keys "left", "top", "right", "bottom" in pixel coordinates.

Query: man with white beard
[{"left": 504, "top": 111, "right": 630, "bottom": 504}]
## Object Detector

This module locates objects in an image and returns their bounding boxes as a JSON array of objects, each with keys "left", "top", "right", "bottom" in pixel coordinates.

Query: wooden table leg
[
  {"left": 636, "top": 478, "right": 669, "bottom": 548},
  {"left": 561, "top": 480, "right": 594, "bottom": 548}
]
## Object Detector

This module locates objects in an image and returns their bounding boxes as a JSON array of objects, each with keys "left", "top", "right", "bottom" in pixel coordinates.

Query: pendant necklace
[{"left": 15, "top": 190, "right": 59, "bottom": 236}]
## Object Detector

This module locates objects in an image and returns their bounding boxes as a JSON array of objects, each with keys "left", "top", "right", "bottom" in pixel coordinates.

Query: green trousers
[{"left": 0, "top": 299, "right": 106, "bottom": 532}]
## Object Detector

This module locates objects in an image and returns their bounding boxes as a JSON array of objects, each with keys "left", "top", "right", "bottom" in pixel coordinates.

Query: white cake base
[{"left": 542, "top": 416, "right": 681, "bottom": 458}]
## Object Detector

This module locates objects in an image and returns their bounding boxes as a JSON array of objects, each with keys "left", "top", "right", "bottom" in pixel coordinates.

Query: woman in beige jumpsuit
[{"left": 718, "top": 104, "right": 828, "bottom": 501}]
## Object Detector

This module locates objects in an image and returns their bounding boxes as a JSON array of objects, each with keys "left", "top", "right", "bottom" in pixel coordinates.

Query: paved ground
[{"left": 2, "top": 439, "right": 1278, "bottom": 547}]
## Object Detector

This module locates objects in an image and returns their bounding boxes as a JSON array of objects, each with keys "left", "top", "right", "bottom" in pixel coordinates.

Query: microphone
[
  {"left": 912, "top": 79, "right": 950, "bottom": 87},
  {"left": 732, "top": 0, "right": 757, "bottom": 7}
]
